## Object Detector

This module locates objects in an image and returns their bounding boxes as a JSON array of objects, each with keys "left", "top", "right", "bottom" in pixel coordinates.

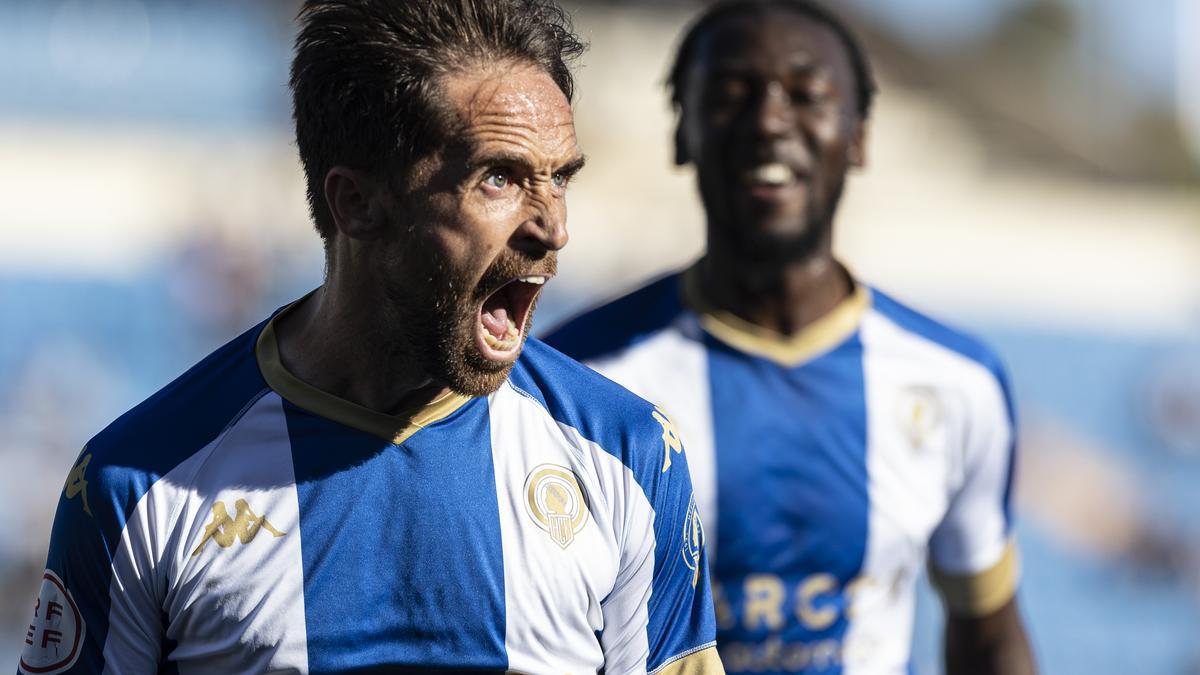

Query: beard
[
  {"left": 730, "top": 173, "right": 846, "bottom": 266},
  {"left": 383, "top": 246, "right": 552, "bottom": 398}
]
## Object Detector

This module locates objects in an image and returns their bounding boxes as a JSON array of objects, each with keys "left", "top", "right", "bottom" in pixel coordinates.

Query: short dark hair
[
  {"left": 290, "top": 0, "right": 585, "bottom": 242},
  {"left": 667, "top": 0, "right": 877, "bottom": 118}
]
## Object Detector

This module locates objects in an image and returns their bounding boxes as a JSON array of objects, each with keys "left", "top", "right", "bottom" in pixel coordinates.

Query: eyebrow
[
  {"left": 469, "top": 151, "right": 587, "bottom": 176},
  {"left": 708, "top": 60, "right": 823, "bottom": 77},
  {"left": 557, "top": 154, "right": 587, "bottom": 177}
]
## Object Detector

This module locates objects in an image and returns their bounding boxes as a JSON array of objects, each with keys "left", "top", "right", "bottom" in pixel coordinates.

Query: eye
[
  {"left": 707, "top": 77, "right": 749, "bottom": 105},
  {"left": 552, "top": 171, "right": 569, "bottom": 188},
  {"left": 790, "top": 89, "right": 824, "bottom": 105},
  {"left": 483, "top": 169, "right": 511, "bottom": 190},
  {"left": 791, "top": 76, "right": 834, "bottom": 105}
]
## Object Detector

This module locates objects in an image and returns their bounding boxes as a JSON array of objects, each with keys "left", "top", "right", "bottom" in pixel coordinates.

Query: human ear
[
  {"left": 673, "top": 116, "right": 691, "bottom": 166},
  {"left": 324, "top": 166, "right": 388, "bottom": 240},
  {"left": 848, "top": 118, "right": 868, "bottom": 168}
]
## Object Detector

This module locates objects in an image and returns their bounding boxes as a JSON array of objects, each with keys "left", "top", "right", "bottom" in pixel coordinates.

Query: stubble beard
[
  {"left": 728, "top": 172, "right": 846, "bottom": 267},
  {"left": 385, "top": 249, "right": 549, "bottom": 399}
]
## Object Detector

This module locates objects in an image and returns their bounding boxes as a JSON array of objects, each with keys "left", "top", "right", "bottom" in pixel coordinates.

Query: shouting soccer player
[
  {"left": 19, "top": 2, "right": 722, "bottom": 673},
  {"left": 547, "top": 1, "right": 1036, "bottom": 673}
]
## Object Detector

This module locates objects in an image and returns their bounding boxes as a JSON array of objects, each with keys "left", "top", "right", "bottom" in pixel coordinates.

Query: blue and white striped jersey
[
  {"left": 546, "top": 266, "right": 1020, "bottom": 675},
  {"left": 19, "top": 303, "right": 722, "bottom": 675}
]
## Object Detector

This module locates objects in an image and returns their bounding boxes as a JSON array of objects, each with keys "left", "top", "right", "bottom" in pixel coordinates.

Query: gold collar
[
  {"left": 255, "top": 300, "right": 472, "bottom": 445},
  {"left": 682, "top": 264, "right": 870, "bottom": 367}
]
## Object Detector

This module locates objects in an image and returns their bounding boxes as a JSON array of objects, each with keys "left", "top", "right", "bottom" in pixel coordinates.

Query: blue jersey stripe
[
  {"left": 542, "top": 272, "right": 685, "bottom": 362},
  {"left": 284, "top": 397, "right": 508, "bottom": 672},
  {"left": 707, "top": 332, "right": 869, "bottom": 675}
]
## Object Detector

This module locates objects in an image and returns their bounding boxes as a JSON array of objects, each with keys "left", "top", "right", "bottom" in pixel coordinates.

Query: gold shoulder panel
[
  {"left": 256, "top": 303, "right": 471, "bottom": 445},
  {"left": 654, "top": 645, "right": 725, "bottom": 675},
  {"left": 929, "top": 539, "right": 1020, "bottom": 617},
  {"left": 682, "top": 264, "right": 869, "bottom": 367}
]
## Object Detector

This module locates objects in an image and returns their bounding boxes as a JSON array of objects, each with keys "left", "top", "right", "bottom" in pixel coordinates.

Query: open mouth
[
  {"left": 740, "top": 161, "right": 812, "bottom": 201},
  {"left": 475, "top": 274, "right": 551, "bottom": 363}
]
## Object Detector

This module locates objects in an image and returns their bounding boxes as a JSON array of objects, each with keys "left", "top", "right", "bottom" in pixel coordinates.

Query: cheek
[
  {"left": 809, "top": 111, "right": 851, "bottom": 151},
  {"left": 446, "top": 198, "right": 525, "bottom": 266}
]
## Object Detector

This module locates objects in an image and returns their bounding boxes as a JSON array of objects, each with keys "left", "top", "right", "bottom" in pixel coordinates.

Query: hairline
[{"left": 669, "top": 1, "right": 875, "bottom": 119}]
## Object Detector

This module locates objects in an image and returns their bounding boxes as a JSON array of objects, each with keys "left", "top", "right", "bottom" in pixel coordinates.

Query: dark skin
[
  {"left": 676, "top": 11, "right": 863, "bottom": 335},
  {"left": 676, "top": 11, "right": 1035, "bottom": 675}
]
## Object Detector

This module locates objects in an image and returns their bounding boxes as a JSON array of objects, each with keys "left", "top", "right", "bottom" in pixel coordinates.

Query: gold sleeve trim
[
  {"left": 929, "top": 539, "right": 1020, "bottom": 617},
  {"left": 256, "top": 300, "right": 472, "bottom": 445},
  {"left": 654, "top": 645, "right": 725, "bottom": 675},
  {"left": 682, "top": 264, "right": 870, "bottom": 367}
]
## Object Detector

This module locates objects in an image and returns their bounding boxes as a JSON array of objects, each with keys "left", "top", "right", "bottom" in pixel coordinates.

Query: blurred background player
[
  {"left": 16, "top": 1, "right": 722, "bottom": 673},
  {"left": 548, "top": 1, "right": 1036, "bottom": 673}
]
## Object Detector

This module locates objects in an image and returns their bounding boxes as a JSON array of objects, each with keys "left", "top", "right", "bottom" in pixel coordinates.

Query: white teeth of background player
[{"left": 751, "top": 163, "right": 793, "bottom": 186}]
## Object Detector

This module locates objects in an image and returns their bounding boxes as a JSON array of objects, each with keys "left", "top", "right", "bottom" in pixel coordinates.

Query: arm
[
  {"left": 600, "top": 406, "right": 724, "bottom": 674},
  {"left": 945, "top": 597, "right": 1035, "bottom": 675},
  {"left": 929, "top": 361, "right": 1036, "bottom": 675},
  {"left": 18, "top": 446, "right": 163, "bottom": 675}
]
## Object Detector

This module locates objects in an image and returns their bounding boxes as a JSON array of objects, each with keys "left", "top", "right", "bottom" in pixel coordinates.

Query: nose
[
  {"left": 751, "top": 81, "right": 792, "bottom": 139},
  {"left": 511, "top": 203, "right": 569, "bottom": 255}
]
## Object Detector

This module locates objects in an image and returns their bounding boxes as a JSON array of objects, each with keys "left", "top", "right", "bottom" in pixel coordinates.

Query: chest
[
  {"left": 156, "top": 408, "right": 618, "bottom": 673},
  {"left": 611, "top": 342, "right": 966, "bottom": 574}
]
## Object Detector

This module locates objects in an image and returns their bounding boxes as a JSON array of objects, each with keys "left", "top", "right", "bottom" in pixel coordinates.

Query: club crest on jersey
[
  {"left": 524, "top": 464, "right": 589, "bottom": 549},
  {"left": 681, "top": 495, "right": 704, "bottom": 588},
  {"left": 191, "top": 499, "right": 285, "bottom": 556},
  {"left": 896, "top": 386, "right": 942, "bottom": 450},
  {"left": 19, "top": 569, "right": 85, "bottom": 675}
]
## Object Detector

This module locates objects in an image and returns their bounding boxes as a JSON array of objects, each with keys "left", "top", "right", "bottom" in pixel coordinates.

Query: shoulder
[
  {"left": 79, "top": 320, "right": 271, "bottom": 522},
  {"left": 864, "top": 288, "right": 1015, "bottom": 433},
  {"left": 510, "top": 339, "right": 679, "bottom": 490},
  {"left": 542, "top": 271, "right": 688, "bottom": 362},
  {"left": 866, "top": 287, "right": 1009, "bottom": 384}
]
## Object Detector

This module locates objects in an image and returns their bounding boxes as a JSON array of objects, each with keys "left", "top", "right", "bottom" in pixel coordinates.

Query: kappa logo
[
  {"left": 680, "top": 495, "right": 705, "bottom": 588},
  {"left": 191, "top": 499, "right": 286, "bottom": 556},
  {"left": 63, "top": 450, "right": 92, "bottom": 517},
  {"left": 895, "top": 386, "right": 942, "bottom": 450},
  {"left": 19, "top": 569, "right": 85, "bottom": 675},
  {"left": 652, "top": 407, "right": 684, "bottom": 473},
  {"left": 524, "top": 464, "right": 589, "bottom": 549}
]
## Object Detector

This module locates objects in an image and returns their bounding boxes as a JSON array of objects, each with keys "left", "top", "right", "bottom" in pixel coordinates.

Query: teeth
[
  {"left": 519, "top": 275, "right": 547, "bottom": 285},
  {"left": 751, "top": 163, "right": 793, "bottom": 186},
  {"left": 483, "top": 317, "right": 521, "bottom": 351}
]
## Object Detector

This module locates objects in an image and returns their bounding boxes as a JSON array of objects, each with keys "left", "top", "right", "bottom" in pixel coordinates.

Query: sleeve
[
  {"left": 18, "top": 446, "right": 164, "bottom": 675},
  {"left": 927, "top": 364, "right": 1021, "bottom": 617},
  {"left": 600, "top": 407, "right": 724, "bottom": 675}
]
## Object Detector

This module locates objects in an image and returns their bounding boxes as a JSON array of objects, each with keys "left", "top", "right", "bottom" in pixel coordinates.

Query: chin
[
  {"left": 726, "top": 227, "right": 816, "bottom": 262},
  {"left": 431, "top": 320, "right": 535, "bottom": 398},
  {"left": 444, "top": 353, "right": 517, "bottom": 397}
]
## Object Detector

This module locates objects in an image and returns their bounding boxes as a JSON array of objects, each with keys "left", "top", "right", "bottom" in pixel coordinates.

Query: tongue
[{"left": 482, "top": 307, "right": 510, "bottom": 339}]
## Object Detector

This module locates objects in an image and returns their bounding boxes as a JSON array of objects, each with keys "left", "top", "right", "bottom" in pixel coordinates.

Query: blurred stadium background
[{"left": 1, "top": 0, "right": 1198, "bottom": 672}]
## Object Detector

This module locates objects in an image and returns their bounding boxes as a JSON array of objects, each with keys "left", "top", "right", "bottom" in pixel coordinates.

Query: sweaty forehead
[
  {"left": 692, "top": 11, "right": 852, "bottom": 77},
  {"left": 441, "top": 64, "right": 578, "bottom": 157}
]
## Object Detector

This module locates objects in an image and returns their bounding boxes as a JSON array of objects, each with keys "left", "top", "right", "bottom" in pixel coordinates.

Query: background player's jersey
[
  {"left": 545, "top": 267, "right": 1020, "bottom": 675},
  {"left": 18, "top": 304, "right": 722, "bottom": 675}
]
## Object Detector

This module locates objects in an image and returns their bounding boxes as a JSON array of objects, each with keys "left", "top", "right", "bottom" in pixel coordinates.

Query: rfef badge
[{"left": 19, "top": 569, "right": 85, "bottom": 675}]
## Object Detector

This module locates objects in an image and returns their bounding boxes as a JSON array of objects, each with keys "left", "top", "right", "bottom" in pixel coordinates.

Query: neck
[
  {"left": 274, "top": 268, "right": 449, "bottom": 416},
  {"left": 699, "top": 236, "right": 851, "bottom": 337}
]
